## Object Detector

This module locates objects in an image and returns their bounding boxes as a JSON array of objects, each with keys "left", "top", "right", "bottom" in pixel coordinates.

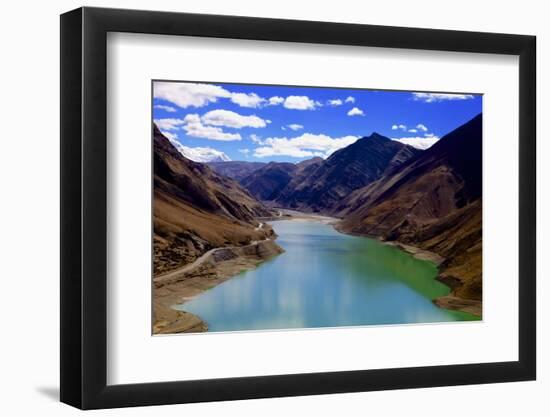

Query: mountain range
[
  {"left": 338, "top": 114, "right": 482, "bottom": 308},
  {"left": 154, "top": 113, "right": 483, "bottom": 313},
  {"left": 232, "top": 134, "right": 421, "bottom": 213},
  {"left": 208, "top": 160, "right": 267, "bottom": 180}
]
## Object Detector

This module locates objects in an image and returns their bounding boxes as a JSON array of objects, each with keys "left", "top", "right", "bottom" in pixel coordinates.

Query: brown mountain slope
[
  {"left": 239, "top": 162, "right": 299, "bottom": 201},
  {"left": 273, "top": 133, "right": 421, "bottom": 213},
  {"left": 338, "top": 114, "right": 483, "bottom": 310},
  {"left": 153, "top": 125, "right": 275, "bottom": 275},
  {"left": 273, "top": 157, "right": 324, "bottom": 205}
]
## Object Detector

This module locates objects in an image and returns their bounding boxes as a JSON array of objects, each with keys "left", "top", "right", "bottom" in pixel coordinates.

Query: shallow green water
[{"left": 176, "top": 219, "right": 479, "bottom": 332}]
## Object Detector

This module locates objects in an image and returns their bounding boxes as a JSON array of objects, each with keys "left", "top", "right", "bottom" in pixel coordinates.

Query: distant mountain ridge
[
  {"left": 236, "top": 133, "right": 421, "bottom": 213},
  {"left": 240, "top": 162, "right": 299, "bottom": 201},
  {"left": 208, "top": 161, "right": 267, "bottom": 181},
  {"left": 275, "top": 133, "right": 422, "bottom": 213}
]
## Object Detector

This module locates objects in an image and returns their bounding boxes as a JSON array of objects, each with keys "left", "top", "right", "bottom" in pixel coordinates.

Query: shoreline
[
  {"left": 153, "top": 238, "right": 284, "bottom": 334},
  {"left": 154, "top": 209, "right": 480, "bottom": 334},
  {"left": 332, "top": 223, "right": 445, "bottom": 265},
  {"left": 152, "top": 211, "right": 338, "bottom": 335},
  {"left": 333, "top": 222, "right": 481, "bottom": 317}
]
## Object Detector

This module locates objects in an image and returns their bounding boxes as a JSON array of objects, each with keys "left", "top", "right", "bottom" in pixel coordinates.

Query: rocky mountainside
[
  {"left": 273, "top": 157, "right": 324, "bottom": 205},
  {"left": 273, "top": 133, "right": 421, "bottom": 213},
  {"left": 338, "top": 114, "right": 483, "bottom": 309},
  {"left": 207, "top": 160, "right": 267, "bottom": 181},
  {"left": 239, "top": 161, "right": 299, "bottom": 201},
  {"left": 153, "top": 125, "right": 275, "bottom": 275}
]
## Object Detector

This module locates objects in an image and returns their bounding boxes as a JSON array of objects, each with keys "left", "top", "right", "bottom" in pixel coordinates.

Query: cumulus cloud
[
  {"left": 283, "top": 96, "right": 320, "bottom": 110},
  {"left": 201, "top": 109, "right": 267, "bottom": 129},
  {"left": 154, "top": 104, "right": 177, "bottom": 112},
  {"left": 416, "top": 124, "right": 428, "bottom": 132},
  {"left": 160, "top": 109, "right": 267, "bottom": 141},
  {"left": 268, "top": 96, "right": 284, "bottom": 106},
  {"left": 154, "top": 82, "right": 231, "bottom": 108},
  {"left": 345, "top": 96, "right": 355, "bottom": 103},
  {"left": 391, "top": 136, "right": 440, "bottom": 150},
  {"left": 327, "top": 99, "right": 343, "bottom": 106},
  {"left": 153, "top": 118, "right": 187, "bottom": 131},
  {"left": 412, "top": 92, "right": 475, "bottom": 103},
  {"left": 250, "top": 134, "right": 264, "bottom": 144},
  {"left": 347, "top": 107, "right": 365, "bottom": 116},
  {"left": 230, "top": 92, "right": 265, "bottom": 108},
  {"left": 391, "top": 124, "right": 407, "bottom": 132},
  {"left": 181, "top": 113, "right": 241, "bottom": 141},
  {"left": 154, "top": 81, "right": 273, "bottom": 109},
  {"left": 162, "top": 131, "right": 231, "bottom": 162},
  {"left": 253, "top": 133, "right": 359, "bottom": 159},
  {"left": 393, "top": 123, "right": 428, "bottom": 134},
  {"left": 287, "top": 124, "right": 304, "bottom": 131}
]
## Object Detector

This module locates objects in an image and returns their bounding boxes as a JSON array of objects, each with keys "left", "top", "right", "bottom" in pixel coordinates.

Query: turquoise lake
[{"left": 176, "top": 219, "right": 479, "bottom": 332}]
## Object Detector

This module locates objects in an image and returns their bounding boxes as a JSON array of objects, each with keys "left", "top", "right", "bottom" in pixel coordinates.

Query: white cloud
[
  {"left": 201, "top": 109, "right": 267, "bottom": 129},
  {"left": 268, "top": 96, "right": 284, "bottom": 106},
  {"left": 345, "top": 96, "right": 355, "bottom": 103},
  {"left": 253, "top": 133, "right": 359, "bottom": 159},
  {"left": 165, "top": 109, "right": 265, "bottom": 141},
  {"left": 183, "top": 114, "right": 201, "bottom": 124},
  {"left": 153, "top": 118, "right": 186, "bottom": 131},
  {"left": 162, "top": 132, "right": 231, "bottom": 162},
  {"left": 154, "top": 81, "right": 272, "bottom": 109},
  {"left": 283, "top": 95, "right": 320, "bottom": 110},
  {"left": 154, "top": 104, "right": 177, "bottom": 113},
  {"left": 347, "top": 107, "right": 365, "bottom": 116},
  {"left": 416, "top": 124, "right": 428, "bottom": 132},
  {"left": 412, "top": 92, "right": 475, "bottom": 103},
  {"left": 287, "top": 124, "right": 304, "bottom": 131},
  {"left": 230, "top": 92, "right": 265, "bottom": 108},
  {"left": 408, "top": 128, "right": 418, "bottom": 133},
  {"left": 181, "top": 113, "right": 241, "bottom": 141},
  {"left": 250, "top": 134, "right": 264, "bottom": 144},
  {"left": 154, "top": 82, "right": 231, "bottom": 108},
  {"left": 391, "top": 136, "right": 440, "bottom": 150},
  {"left": 327, "top": 99, "right": 343, "bottom": 106},
  {"left": 239, "top": 148, "right": 250, "bottom": 155},
  {"left": 391, "top": 124, "right": 407, "bottom": 131},
  {"left": 424, "top": 132, "right": 436, "bottom": 138}
]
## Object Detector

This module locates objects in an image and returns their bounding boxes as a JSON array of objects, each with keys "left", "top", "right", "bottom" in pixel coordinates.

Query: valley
[{"left": 153, "top": 113, "right": 483, "bottom": 333}]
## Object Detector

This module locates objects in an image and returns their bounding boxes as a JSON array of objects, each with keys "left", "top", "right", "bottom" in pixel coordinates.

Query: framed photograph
[{"left": 60, "top": 6, "right": 536, "bottom": 409}]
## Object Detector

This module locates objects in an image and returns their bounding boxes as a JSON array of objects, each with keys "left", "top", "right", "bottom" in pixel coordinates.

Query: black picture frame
[{"left": 60, "top": 6, "right": 536, "bottom": 410}]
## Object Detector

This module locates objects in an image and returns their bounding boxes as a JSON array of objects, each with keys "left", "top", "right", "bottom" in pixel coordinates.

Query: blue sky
[{"left": 153, "top": 81, "right": 482, "bottom": 163}]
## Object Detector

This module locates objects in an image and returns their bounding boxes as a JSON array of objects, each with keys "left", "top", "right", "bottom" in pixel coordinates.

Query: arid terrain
[
  {"left": 153, "top": 125, "right": 284, "bottom": 333},
  {"left": 153, "top": 113, "right": 483, "bottom": 333}
]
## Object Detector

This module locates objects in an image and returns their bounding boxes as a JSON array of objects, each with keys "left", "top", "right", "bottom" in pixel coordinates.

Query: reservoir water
[{"left": 176, "top": 219, "right": 479, "bottom": 332}]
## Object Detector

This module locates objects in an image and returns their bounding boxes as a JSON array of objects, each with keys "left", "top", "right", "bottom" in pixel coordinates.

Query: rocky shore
[
  {"left": 394, "top": 242, "right": 481, "bottom": 317},
  {"left": 333, "top": 222, "right": 481, "bottom": 318},
  {"left": 153, "top": 239, "right": 284, "bottom": 334}
]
